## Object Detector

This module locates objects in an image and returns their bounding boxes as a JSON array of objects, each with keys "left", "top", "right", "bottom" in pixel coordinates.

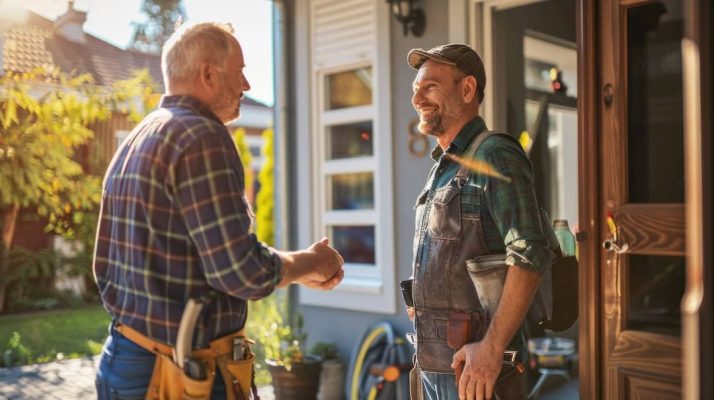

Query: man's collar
[
  {"left": 159, "top": 95, "right": 222, "bottom": 123},
  {"left": 430, "top": 116, "right": 488, "bottom": 161}
]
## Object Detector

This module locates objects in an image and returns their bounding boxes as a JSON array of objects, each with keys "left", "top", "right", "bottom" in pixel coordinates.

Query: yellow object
[
  {"left": 445, "top": 153, "right": 512, "bottom": 183},
  {"left": 606, "top": 215, "right": 618, "bottom": 241},
  {"left": 351, "top": 326, "right": 387, "bottom": 400},
  {"left": 519, "top": 130, "right": 532, "bottom": 152},
  {"left": 115, "top": 323, "right": 254, "bottom": 400}
]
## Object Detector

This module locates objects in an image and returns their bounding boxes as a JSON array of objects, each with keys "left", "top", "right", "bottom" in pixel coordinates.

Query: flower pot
[
  {"left": 267, "top": 355, "right": 322, "bottom": 400},
  {"left": 318, "top": 359, "right": 345, "bottom": 400}
]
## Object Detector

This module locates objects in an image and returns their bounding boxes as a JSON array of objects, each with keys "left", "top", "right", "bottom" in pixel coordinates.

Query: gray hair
[{"left": 161, "top": 22, "right": 237, "bottom": 87}]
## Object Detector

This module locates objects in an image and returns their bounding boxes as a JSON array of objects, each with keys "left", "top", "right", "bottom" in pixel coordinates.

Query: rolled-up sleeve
[
  {"left": 171, "top": 127, "right": 282, "bottom": 299},
  {"left": 478, "top": 137, "right": 553, "bottom": 273}
]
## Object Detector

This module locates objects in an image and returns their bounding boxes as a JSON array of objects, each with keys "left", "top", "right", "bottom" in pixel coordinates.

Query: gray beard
[{"left": 418, "top": 114, "right": 446, "bottom": 137}]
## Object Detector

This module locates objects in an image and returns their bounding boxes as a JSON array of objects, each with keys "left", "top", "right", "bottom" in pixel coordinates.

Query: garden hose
[{"left": 349, "top": 324, "right": 388, "bottom": 400}]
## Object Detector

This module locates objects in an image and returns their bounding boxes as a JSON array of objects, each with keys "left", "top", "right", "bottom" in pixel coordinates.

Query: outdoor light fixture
[{"left": 387, "top": 0, "right": 426, "bottom": 37}]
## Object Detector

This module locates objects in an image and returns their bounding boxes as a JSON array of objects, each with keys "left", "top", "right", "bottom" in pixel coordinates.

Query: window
[{"left": 300, "top": 0, "right": 395, "bottom": 313}]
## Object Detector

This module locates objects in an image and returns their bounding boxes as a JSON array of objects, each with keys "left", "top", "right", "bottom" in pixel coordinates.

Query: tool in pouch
[{"left": 174, "top": 295, "right": 211, "bottom": 380}]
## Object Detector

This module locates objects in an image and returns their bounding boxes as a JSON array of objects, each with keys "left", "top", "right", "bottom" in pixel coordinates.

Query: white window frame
[{"left": 300, "top": 0, "right": 395, "bottom": 314}]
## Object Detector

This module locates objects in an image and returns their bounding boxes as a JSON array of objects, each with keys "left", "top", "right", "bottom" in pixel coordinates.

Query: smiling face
[
  {"left": 411, "top": 60, "right": 468, "bottom": 138},
  {"left": 211, "top": 42, "right": 251, "bottom": 123}
]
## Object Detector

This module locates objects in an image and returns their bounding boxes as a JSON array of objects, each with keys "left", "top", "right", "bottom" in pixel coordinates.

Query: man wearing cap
[{"left": 406, "top": 44, "right": 553, "bottom": 400}]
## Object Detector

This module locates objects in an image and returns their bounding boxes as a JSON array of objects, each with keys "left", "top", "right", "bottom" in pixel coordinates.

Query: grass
[{"left": 0, "top": 304, "right": 110, "bottom": 365}]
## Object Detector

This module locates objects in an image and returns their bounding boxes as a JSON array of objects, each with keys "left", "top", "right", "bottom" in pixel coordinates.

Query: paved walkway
[{"left": 0, "top": 356, "right": 274, "bottom": 399}]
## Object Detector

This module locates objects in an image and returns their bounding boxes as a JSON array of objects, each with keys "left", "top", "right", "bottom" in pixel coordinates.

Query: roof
[
  {"left": 1, "top": 11, "right": 164, "bottom": 88},
  {"left": 0, "top": 10, "right": 271, "bottom": 108}
]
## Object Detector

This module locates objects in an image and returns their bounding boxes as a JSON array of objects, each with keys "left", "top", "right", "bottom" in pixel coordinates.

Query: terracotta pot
[{"left": 267, "top": 356, "right": 322, "bottom": 400}]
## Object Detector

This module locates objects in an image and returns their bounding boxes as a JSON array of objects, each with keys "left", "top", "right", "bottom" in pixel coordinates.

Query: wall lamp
[{"left": 386, "top": 0, "right": 426, "bottom": 37}]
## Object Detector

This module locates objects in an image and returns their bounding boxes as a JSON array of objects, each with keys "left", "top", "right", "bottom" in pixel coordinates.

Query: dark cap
[{"left": 407, "top": 43, "right": 486, "bottom": 102}]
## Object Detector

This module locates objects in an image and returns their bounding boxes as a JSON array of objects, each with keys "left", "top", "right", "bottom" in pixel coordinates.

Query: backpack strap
[{"left": 455, "top": 130, "right": 563, "bottom": 257}]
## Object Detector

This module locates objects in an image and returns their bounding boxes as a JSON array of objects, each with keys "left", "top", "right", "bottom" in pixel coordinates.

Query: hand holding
[{"left": 451, "top": 340, "right": 503, "bottom": 400}]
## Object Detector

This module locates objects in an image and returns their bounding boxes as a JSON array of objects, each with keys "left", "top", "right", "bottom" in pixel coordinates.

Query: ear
[
  {"left": 198, "top": 63, "right": 220, "bottom": 91},
  {"left": 461, "top": 75, "right": 478, "bottom": 104}
]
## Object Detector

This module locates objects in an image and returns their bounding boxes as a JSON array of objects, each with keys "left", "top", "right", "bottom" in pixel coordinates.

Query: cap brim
[{"left": 407, "top": 49, "right": 457, "bottom": 70}]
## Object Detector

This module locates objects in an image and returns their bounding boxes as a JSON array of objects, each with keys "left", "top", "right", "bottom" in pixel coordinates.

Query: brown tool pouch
[
  {"left": 115, "top": 324, "right": 255, "bottom": 400},
  {"left": 446, "top": 310, "right": 489, "bottom": 350}
]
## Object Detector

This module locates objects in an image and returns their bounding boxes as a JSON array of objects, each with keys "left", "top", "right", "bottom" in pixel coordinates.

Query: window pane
[
  {"left": 330, "top": 226, "right": 375, "bottom": 265},
  {"left": 327, "top": 121, "right": 373, "bottom": 159},
  {"left": 326, "top": 67, "right": 372, "bottom": 110},
  {"left": 627, "top": 0, "right": 684, "bottom": 203},
  {"left": 627, "top": 255, "right": 685, "bottom": 337},
  {"left": 327, "top": 172, "right": 374, "bottom": 210}
]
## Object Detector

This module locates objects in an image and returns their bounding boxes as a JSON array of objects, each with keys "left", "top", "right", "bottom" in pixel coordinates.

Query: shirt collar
[
  {"left": 159, "top": 95, "right": 222, "bottom": 123},
  {"left": 430, "top": 116, "right": 488, "bottom": 161}
]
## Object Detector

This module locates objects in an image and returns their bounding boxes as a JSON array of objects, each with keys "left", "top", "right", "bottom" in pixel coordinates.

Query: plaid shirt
[
  {"left": 93, "top": 95, "right": 282, "bottom": 347},
  {"left": 415, "top": 116, "right": 552, "bottom": 358},
  {"left": 417, "top": 117, "right": 552, "bottom": 272}
]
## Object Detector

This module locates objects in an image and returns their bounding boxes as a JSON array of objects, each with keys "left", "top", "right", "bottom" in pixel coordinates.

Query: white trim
[
  {"left": 300, "top": 0, "right": 396, "bottom": 314},
  {"left": 465, "top": 0, "right": 548, "bottom": 130}
]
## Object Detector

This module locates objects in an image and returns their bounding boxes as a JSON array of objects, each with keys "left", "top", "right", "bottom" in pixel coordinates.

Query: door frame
[{"left": 577, "top": 0, "right": 601, "bottom": 399}]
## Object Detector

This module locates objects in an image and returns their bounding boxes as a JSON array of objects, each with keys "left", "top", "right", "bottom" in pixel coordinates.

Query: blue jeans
[
  {"left": 95, "top": 322, "right": 227, "bottom": 400},
  {"left": 421, "top": 367, "right": 527, "bottom": 400}
]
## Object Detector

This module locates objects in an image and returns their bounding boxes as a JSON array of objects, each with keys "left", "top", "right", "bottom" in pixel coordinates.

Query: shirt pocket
[{"left": 428, "top": 183, "right": 462, "bottom": 240}]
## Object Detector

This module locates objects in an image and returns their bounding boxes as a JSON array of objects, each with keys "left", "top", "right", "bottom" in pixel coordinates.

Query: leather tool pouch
[
  {"left": 216, "top": 345, "right": 256, "bottom": 400},
  {"left": 446, "top": 310, "right": 489, "bottom": 350},
  {"left": 149, "top": 354, "right": 215, "bottom": 400}
]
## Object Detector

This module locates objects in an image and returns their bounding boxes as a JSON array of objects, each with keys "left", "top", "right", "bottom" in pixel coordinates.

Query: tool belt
[{"left": 116, "top": 323, "right": 255, "bottom": 400}]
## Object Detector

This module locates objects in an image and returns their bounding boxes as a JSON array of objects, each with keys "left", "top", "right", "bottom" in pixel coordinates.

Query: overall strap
[{"left": 455, "top": 131, "right": 519, "bottom": 181}]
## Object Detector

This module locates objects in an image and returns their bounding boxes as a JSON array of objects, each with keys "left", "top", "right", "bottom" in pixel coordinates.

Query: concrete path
[{"left": 0, "top": 356, "right": 274, "bottom": 399}]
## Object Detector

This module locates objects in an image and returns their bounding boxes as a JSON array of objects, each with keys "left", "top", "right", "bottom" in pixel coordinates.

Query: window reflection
[
  {"left": 627, "top": 255, "right": 685, "bottom": 337},
  {"left": 330, "top": 225, "right": 375, "bottom": 265},
  {"left": 327, "top": 173, "right": 374, "bottom": 210},
  {"left": 327, "top": 121, "right": 373, "bottom": 159},
  {"left": 325, "top": 67, "right": 372, "bottom": 110}
]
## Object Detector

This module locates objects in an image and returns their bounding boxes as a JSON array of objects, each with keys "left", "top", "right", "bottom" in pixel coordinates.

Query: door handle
[{"left": 602, "top": 238, "right": 629, "bottom": 254}]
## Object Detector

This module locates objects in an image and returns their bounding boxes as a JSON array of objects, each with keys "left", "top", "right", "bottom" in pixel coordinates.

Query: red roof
[{"left": 1, "top": 11, "right": 164, "bottom": 88}]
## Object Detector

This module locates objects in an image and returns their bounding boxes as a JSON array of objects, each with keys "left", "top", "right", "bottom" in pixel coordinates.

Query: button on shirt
[{"left": 93, "top": 95, "right": 282, "bottom": 347}]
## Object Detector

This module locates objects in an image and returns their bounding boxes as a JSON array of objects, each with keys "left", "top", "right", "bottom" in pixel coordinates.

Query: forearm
[{"left": 483, "top": 265, "right": 541, "bottom": 350}]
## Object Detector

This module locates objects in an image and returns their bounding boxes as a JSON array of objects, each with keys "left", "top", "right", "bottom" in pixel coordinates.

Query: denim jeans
[
  {"left": 95, "top": 322, "right": 227, "bottom": 400},
  {"left": 421, "top": 367, "right": 527, "bottom": 400}
]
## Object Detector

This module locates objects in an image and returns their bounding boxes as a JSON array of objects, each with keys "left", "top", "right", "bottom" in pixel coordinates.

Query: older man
[
  {"left": 407, "top": 43, "right": 553, "bottom": 400},
  {"left": 93, "top": 22, "right": 344, "bottom": 399}
]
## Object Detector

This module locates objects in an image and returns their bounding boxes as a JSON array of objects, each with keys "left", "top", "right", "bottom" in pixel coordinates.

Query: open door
[{"left": 597, "top": 0, "right": 685, "bottom": 398}]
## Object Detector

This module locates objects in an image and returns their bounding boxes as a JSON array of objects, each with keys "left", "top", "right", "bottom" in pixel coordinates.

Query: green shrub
[{"left": 3, "top": 332, "right": 31, "bottom": 367}]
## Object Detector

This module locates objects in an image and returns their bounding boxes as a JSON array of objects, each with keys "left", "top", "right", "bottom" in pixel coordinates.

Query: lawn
[{"left": 0, "top": 304, "right": 110, "bottom": 366}]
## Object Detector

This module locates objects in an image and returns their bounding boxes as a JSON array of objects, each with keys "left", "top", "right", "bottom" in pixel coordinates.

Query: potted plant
[
  {"left": 264, "top": 314, "right": 322, "bottom": 400},
  {"left": 309, "top": 342, "right": 345, "bottom": 400}
]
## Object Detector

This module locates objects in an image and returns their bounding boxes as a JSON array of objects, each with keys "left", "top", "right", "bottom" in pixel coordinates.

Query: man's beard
[
  {"left": 212, "top": 76, "right": 241, "bottom": 123},
  {"left": 417, "top": 112, "right": 446, "bottom": 137}
]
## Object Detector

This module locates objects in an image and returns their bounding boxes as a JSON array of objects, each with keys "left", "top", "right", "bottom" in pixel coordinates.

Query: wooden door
[{"left": 597, "top": 0, "right": 686, "bottom": 398}]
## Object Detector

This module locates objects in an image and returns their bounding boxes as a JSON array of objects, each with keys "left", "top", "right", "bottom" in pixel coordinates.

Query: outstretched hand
[{"left": 292, "top": 237, "right": 345, "bottom": 290}]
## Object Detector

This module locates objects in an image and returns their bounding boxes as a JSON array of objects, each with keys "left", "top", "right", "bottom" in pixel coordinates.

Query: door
[{"left": 598, "top": 0, "right": 685, "bottom": 398}]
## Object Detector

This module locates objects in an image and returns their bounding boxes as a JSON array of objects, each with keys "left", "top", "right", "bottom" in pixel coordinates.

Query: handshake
[{"left": 276, "top": 237, "right": 345, "bottom": 290}]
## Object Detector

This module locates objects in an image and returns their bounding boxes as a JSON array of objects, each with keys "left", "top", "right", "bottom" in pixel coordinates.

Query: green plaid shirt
[
  {"left": 418, "top": 117, "right": 552, "bottom": 272},
  {"left": 93, "top": 95, "right": 282, "bottom": 347}
]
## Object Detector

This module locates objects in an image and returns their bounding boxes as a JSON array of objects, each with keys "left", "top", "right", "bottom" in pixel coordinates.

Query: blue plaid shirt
[{"left": 93, "top": 95, "right": 282, "bottom": 347}]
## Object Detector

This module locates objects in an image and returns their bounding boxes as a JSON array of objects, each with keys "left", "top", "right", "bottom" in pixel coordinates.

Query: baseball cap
[{"left": 407, "top": 43, "right": 486, "bottom": 101}]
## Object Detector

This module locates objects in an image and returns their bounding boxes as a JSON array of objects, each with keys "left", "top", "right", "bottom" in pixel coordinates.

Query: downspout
[{"left": 271, "top": 0, "right": 299, "bottom": 323}]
